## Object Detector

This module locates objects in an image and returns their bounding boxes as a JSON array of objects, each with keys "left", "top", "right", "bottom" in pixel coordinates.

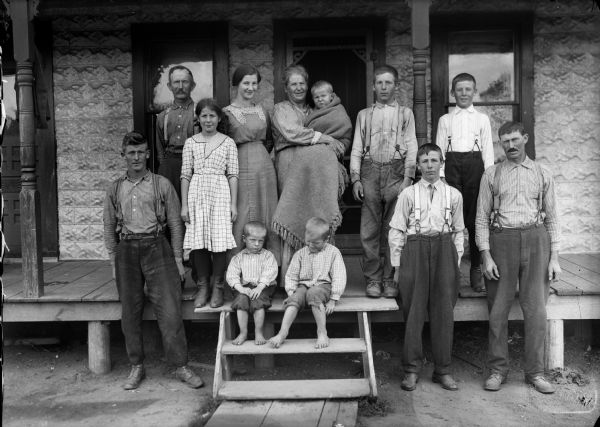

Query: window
[{"left": 431, "top": 13, "right": 534, "bottom": 158}]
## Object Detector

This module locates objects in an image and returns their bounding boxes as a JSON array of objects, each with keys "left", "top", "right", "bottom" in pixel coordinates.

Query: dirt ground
[{"left": 3, "top": 321, "right": 600, "bottom": 427}]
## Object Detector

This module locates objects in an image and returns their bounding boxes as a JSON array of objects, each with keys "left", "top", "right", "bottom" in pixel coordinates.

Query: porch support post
[
  {"left": 12, "top": 0, "right": 43, "bottom": 297},
  {"left": 410, "top": 0, "right": 431, "bottom": 146}
]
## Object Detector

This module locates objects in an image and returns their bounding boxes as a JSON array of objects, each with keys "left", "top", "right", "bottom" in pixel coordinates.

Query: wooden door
[{"left": 274, "top": 18, "right": 386, "bottom": 249}]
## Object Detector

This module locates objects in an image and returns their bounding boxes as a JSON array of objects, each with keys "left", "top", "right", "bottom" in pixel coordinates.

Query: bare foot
[
  {"left": 254, "top": 333, "right": 267, "bottom": 345},
  {"left": 232, "top": 332, "right": 247, "bottom": 345},
  {"left": 269, "top": 332, "right": 287, "bottom": 348},
  {"left": 315, "top": 334, "right": 329, "bottom": 349}
]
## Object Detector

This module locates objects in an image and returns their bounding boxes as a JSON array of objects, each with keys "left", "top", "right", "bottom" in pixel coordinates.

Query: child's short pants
[
  {"left": 284, "top": 283, "right": 332, "bottom": 309},
  {"left": 231, "top": 284, "right": 275, "bottom": 313}
]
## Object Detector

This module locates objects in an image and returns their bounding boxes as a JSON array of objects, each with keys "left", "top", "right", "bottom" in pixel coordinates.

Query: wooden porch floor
[{"left": 2, "top": 253, "right": 600, "bottom": 322}]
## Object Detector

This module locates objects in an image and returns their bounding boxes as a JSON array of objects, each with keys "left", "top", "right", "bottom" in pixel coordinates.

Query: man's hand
[
  {"left": 231, "top": 204, "right": 238, "bottom": 222},
  {"left": 325, "top": 300, "right": 336, "bottom": 315},
  {"left": 110, "top": 255, "right": 116, "bottom": 280},
  {"left": 482, "top": 250, "right": 500, "bottom": 281},
  {"left": 352, "top": 181, "right": 364, "bottom": 202},
  {"left": 329, "top": 139, "right": 346, "bottom": 158},
  {"left": 248, "top": 285, "right": 265, "bottom": 300},
  {"left": 181, "top": 205, "right": 190, "bottom": 224},
  {"left": 398, "top": 177, "right": 412, "bottom": 195},
  {"left": 548, "top": 256, "right": 562, "bottom": 282},
  {"left": 175, "top": 257, "right": 186, "bottom": 282}
]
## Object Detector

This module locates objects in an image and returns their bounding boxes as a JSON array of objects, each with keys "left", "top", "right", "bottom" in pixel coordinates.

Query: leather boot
[
  {"left": 194, "top": 277, "right": 210, "bottom": 308},
  {"left": 209, "top": 277, "right": 225, "bottom": 308}
]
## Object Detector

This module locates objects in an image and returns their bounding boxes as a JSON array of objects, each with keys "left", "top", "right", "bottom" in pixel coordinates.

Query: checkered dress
[{"left": 181, "top": 132, "right": 239, "bottom": 252}]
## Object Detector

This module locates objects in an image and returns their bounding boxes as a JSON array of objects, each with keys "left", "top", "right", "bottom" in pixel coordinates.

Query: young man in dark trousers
[
  {"left": 103, "top": 131, "right": 203, "bottom": 390},
  {"left": 389, "top": 143, "right": 465, "bottom": 392}
]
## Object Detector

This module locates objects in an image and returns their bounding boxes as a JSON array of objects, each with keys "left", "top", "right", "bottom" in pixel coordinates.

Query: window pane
[
  {"left": 448, "top": 30, "right": 515, "bottom": 102},
  {"left": 151, "top": 61, "right": 213, "bottom": 111}
]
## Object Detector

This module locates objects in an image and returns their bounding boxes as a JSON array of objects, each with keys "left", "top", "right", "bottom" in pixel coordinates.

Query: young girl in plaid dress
[{"left": 181, "top": 98, "right": 239, "bottom": 308}]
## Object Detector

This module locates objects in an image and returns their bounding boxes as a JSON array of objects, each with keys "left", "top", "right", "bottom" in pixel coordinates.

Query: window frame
[{"left": 431, "top": 12, "right": 534, "bottom": 158}]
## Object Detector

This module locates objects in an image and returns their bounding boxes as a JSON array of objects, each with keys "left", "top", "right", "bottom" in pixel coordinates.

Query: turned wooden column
[
  {"left": 12, "top": 0, "right": 44, "bottom": 297},
  {"left": 410, "top": 0, "right": 431, "bottom": 146}
]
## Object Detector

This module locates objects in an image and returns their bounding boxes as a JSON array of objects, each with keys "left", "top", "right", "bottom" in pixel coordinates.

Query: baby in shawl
[{"left": 305, "top": 80, "right": 353, "bottom": 198}]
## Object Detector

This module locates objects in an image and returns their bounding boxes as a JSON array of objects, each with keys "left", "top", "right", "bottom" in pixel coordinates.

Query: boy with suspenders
[
  {"left": 435, "top": 73, "right": 493, "bottom": 292},
  {"left": 389, "top": 143, "right": 465, "bottom": 392}
]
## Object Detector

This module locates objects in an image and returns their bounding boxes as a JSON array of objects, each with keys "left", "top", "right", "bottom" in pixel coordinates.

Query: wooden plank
[
  {"left": 262, "top": 400, "right": 324, "bottom": 427},
  {"left": 551, "top": 277, "right": 583, "bottom": 296},
  {"left": 222, "top": 338, "right": 366, "bottom": 355},
  {"left": 557, "top": 268, "right": 599, "bottom": 295},
  {"left": 317, "top": 400, "right": 340, "bottom": 427},
  {"left": 343, "top": 255, "right": 366, "bottom": 297},
  {"left": 561, "top": 253, "right": 600, "bottom": 274},
  {"left": 88, "top": 321, "right": 111, "bottom": 374},
  {"left": 218, "top": 379, "right": 371, "bottom": 400},
  {"left": 205, "top": 401, "right": 272, "bottom": 427},
  {"left": 361, "top": 312, "right": 377, "bottom": 397},
  {"left": 213, "top": 311, "right": 227, "bottom": 398},
  {"left": 196, "top": 297, "right": 399, "bottom": 314},
  {"left": 559, "top": 258, "right": 600, "bottom": 291},
  {"left": 544, "top": 319, "right": 564, "bottom": 370},
  {"left": 84, "top": 281, "right": 119, "bottom": 301},
  {"left": 336, "top": 400, "right": 358, "bottom": 427}
]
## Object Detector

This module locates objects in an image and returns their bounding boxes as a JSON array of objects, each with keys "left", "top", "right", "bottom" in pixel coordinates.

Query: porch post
[
  {"left": 12, "top": 0, "right": 44, "bottom": 297},
  {"left": 410, "top": 0, "right": 431, "bottom": 146}
]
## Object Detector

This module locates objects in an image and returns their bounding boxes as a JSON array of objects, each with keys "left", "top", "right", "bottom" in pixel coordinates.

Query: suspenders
[
  {"left": 362, "top": 105, "right": 407, "bottom": 160},
  {"left": 446, "top": 112, "right": 481, "bottom": 155},
  {"left": 413, "top": 182, "right": 453, "bottom": 234},
  {"left": 114, "top": 173, "right": 165, "bottom": 237},
  {"left": 490, "top": 161, "right": 545, "bottom": 231}
]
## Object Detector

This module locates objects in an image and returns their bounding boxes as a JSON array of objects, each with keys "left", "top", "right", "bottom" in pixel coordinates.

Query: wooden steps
[
  {"left": 218, "top": 379, "right": 371, "bottom": 400},
  {"left": 213, "top": 305, "right": 385, "bottom": 400},
  {"left": 221, "top": 338, "right": 366, "bottom": 355}
]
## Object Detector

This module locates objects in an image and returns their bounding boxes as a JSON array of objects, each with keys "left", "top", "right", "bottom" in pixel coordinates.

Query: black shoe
[
  {"left": 401, "top": 373, "right": 419, "bottom": 391},
  {"left": 366, "top": 281, "right": 382, "bottom": 298},
  {"left": 175, "top": 365, "right": 204, "bottom": 389},
  {"left": 470, "top": 266, "right": 485, "bottom": 292},
  {"left": 123, "top": 364, "right": 145, "bottom": 390},
  {"left": 382, "top": 279, "right": 398, "bottom": 298},
  {"left": 432, "top": 373, "right": 458, "bottom": 391},
  {"left": 209, "top": 278, "right": 225, "bottom": 308},
  {"left": 194, "top": 278, "right": 210, "bottom": 308}
]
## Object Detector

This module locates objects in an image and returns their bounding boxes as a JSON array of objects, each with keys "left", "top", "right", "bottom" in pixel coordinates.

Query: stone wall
[{"left": 45, "top": 0, "right": 599, "bottom": 258}]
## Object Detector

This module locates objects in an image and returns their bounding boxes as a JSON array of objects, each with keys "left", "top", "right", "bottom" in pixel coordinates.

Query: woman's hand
[
  {"left": 181, "top": 205, "right": 190, "bottom": 224},
  {"left": 231, "top": 204, "right": 238, "bottom": 222}
]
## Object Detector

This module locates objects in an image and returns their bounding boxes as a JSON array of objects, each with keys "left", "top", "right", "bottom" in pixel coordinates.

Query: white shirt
[{"left": 435, "top": 105, "right": 494, "bottom": 177}]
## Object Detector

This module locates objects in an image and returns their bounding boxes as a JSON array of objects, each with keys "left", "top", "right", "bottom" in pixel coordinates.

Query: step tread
[
  {"left": 222, "top": 337, "right": 367, "bottom": 354},
  {"left": 218, "top": 378, "right": 371, "bottom": 400}
]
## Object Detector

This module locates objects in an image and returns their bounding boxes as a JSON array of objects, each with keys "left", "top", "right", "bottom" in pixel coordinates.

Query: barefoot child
[
  {"left": 181, "top": 98, "right": 239, "bottom": 309},
  {"left": 225, "top": 221, "right": 278, "bottom": 345},
  {"left": 269, "top": 217, "right": 347, "bottom": 349}
]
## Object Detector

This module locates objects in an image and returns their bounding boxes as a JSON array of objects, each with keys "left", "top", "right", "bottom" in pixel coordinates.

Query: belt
[
  {"left": 492, "top": 222, "right": 542, "bottom": 233},
  {"left": 120, "top": 231, "right": 164, "bottom": 240},
  {"left": 362, "top": 157, "right": 404, "bottom": 166}
]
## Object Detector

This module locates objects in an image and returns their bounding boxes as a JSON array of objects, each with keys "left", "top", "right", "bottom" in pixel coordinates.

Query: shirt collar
[
  {"left": 418, "top": 178, "right": 443, "bottom": 190},
  {"left": 453, "top": 105, "right": 475, "bottom": 115},
  {"left": 124, "top": 170, "right": 151, "bottom": 183},
  {"left": 505, "top": 156, "right": 534, "bottom": 170},
  {"left": 374, "top": 100, "right": 398, "bottom": 109},
  {"left": 171, "top": 99, "right": 194, "bottom": 110}
]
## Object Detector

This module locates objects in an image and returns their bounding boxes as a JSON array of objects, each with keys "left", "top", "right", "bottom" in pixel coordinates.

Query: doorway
[{"left": 273, "top": 18, "right": 386, "bottom": 250}]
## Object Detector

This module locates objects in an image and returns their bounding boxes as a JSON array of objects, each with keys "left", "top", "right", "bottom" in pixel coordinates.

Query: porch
[{"left": 3, "top": 253, "right": 599, "bottom": 375}]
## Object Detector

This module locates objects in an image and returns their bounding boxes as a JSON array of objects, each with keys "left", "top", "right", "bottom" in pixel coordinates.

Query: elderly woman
[
  {"left": 271, "top": 65, "right": 344, "bottom": 272},
  {"left": 223, "top": 64, "right": 281, "bottom": 263}
]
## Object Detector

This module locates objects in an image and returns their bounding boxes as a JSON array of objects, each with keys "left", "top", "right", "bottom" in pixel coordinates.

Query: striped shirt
[
  {"left": 285, "top": 243, "right": 347, "bottom": 301},
  {"left": 435, "top": 106, "right": 494, "bottom": 177},
  {"left": 226, "top": 248, "right": 278, "bottom": 289},
  {"left": 155, "top": 100, "right": 196, "bottom": 161},
  {"left": 389, "top": 179, "right": 465, "bottom": 267},
  {"left": 350, "top": 101, "right": 418, "bottom": 182},
  {"left": 475, "top": 157, "right": 560, "bottom": 252}
]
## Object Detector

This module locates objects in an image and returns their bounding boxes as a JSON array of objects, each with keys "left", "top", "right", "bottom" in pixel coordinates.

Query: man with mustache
[
  {"left": 475, "top": 121, "right": 562, "bottom": 394},
  {"left": 155, "top": 65, "right": 198, "bottom": 199}
]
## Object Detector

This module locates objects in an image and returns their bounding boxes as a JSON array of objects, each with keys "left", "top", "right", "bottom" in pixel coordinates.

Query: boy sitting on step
[
  {"left": 226, "top": 221, "right": 278, "bottom": 346},
  {"left": 269, "top": 217, "right": 347, "bottom": 349}
]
